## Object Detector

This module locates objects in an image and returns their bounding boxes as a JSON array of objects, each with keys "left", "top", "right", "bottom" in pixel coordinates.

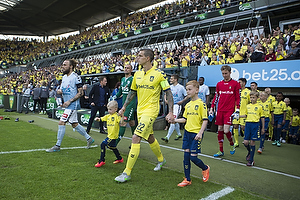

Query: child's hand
[
  {"left": 120, "top": 116, "right": 124, "bottom": 125},
  {"left": 95, "top": 117, "right": 100, "bottom": 121},
  {"left": 195, "top": 133, "right": 202, "bottom": 140}
]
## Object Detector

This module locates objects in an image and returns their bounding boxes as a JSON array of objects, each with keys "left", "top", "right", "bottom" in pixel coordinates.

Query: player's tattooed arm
[
  {"left": 70, "top": 87, "right": 84, "bottom": 102},
  {"left": 165, "top": 89, "right": 174, "bottom": 114},
  {"left": 123, "top": 90, "right": 137, "bottom": 108},
  {"left": 119, "top": 90, "right": 136, "bottom": 116}
]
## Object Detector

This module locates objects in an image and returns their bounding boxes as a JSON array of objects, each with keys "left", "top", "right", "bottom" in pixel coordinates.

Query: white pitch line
[
  {"left": 0, "top": 145, "right": 98, "bottom": 154},
  {"left": 200, "top": 187, "right": 235, "bottom": 200},
  {"left": 5, "top": 116, "right": 300, "bottom": 180},
  {"left": 126, "top": 136, "right": 300, "bottom": 180}
]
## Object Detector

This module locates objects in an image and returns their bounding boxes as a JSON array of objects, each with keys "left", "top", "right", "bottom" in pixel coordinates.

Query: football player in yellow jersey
[
  {"left": 94, "top": 101, "right": 123, "bottom": 168},
  {"left": 265, "top": 87, "right": 275, "bottom": 140},
  {"left": 271, "top": 92, "right": 287, "bottom": 147},
  {"left": 240, "top": 91, "right": 265, "bottom": 166},
  {"left": 115, "top": 49, "right": 174, "bottom": 183},
  {"left": 233, "top": 78, "right": 250, "bottom": 148},
  {"left": 281, "top": 98, "right": 292, "bottom": 143},
  {"left": 250, "top": 82, "right": 261, "bottom": 103},
  {"left": 174, "top": 80, "right": 210, "bottom": 187},
  {"left": 257, "top": 92, "right": 273, "bottom": 154},
  {"left": 289, "top": 108, "right": 300, "bottom": 144}
]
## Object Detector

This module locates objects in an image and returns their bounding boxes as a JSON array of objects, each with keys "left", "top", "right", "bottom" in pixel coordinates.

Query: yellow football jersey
[
  {"left": 291, "top": 115, "right": 300, "bottom": 127},
  {"left": 240, "top": 88, "right": 251, "bottom": 115},
  {"left": 245, "top": 103, "right": 265, "bottom": 122},
  {"left": 272, "top": 101, "right": 287, "bottom": 115},
  {"left": 267, "top": 95, "right": 276, "bottom": 105},
  {"left": 131, "top": 67, "right": 170, "bottom": 118},
  {"left": 259, "top": 101, "right": 273, "bottom": 118},
  {"left": 101, "top": 113, "right": 121, "bottom": 139},
  {"left": 183, "top": 99, "right": 208, "bottom": 133},
  {"left": 286, "top": 106, "right": 292, "bottom": 121}
]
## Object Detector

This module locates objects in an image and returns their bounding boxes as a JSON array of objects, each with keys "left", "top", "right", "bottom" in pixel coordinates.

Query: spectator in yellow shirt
[
  {"left": 275, "top": 45, "right": 287, "bottom": 61},
  {"left": 233, "top": 45, "right": 244, "bottom": 63},
  {"left": 209, "top": 55, "right": 219, "bottom": 65},
  {"left": 226, "top": 53, "right": 235, "bottom": 64},
  {"left": 218, "top": 55, "right": 225, "bottom": 65},
  {"left": 180, "top": 51, "right": 190, "bottom": 67}
]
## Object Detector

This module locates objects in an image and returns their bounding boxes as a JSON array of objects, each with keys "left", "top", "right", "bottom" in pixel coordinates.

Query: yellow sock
[
  {"left": 233, "top": 128, "right": 239, "bottom": 145},
  {"left": 124, "top": 143, "right": 140, "bottom": 176},
  {"left": 269, "top": 125, "right": 273, "bottom": 139},
  {"left": 149, "top": 139, "right": 164, "bottom": 162}
]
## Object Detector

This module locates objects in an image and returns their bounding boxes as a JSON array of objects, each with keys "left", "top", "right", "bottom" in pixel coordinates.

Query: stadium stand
[{"left": 0, "top": 0, "right": 299, "bottom": 129}]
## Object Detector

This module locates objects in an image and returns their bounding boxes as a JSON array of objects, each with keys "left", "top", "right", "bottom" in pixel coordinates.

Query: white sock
[
  {"left": 75, "top": 124, "right": 90, "bottom": 140},
  {"left": 166, "top": 124, "right": 175, "bottom": 139},
  {"left": 56, "top": 125, "right": 66, "bottom": 147},
  {"left": 175, "top": 123, "right": 181, "bottom": 136}
]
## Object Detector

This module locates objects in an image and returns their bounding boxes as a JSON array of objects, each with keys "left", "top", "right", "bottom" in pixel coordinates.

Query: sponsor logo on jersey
[
  {"left": 219, "top": 91, "right": 234, "bottom": 94},
  {"left": 187, "top": 112, "right": 199, "bottom": 115},
  {"left": 136, "top": 84, "right": 154, "bottom": 89}
]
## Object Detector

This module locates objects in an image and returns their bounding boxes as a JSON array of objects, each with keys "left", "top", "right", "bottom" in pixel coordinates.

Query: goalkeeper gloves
[
  {"left": 208, "top": 113, "right": 214, "bottom": 122},
  {"left": 231, "top": 109, "right": 240, "bottom": 120},
  {"left": 109, "top": 95, "right": 117, "bottom": 102}
]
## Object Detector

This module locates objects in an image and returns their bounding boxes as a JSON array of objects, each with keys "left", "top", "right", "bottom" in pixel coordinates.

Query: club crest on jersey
[
  {"left": 150, "top": 76, "right": 154, "bottom": 82},
  {"left": 255, "top": 107, "right": 258, "bottom": 111},
  {"left": 112, "top": 117, "right": 115, "bottom": 121},
  {"left": 195, "top": 105, "right": 199, "bottom": 110},
  {"left": 229, "top": 86, "right": 232, "bottom": 89}
]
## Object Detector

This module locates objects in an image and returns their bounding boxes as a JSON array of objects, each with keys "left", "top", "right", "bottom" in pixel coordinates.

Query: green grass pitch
[{"left": 1, "top": 109, "right": 300, "bottom": 199}]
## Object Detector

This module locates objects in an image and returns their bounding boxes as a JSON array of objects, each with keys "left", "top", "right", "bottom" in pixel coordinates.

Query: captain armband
[{"left": 160, "top": 79, "right": 170, "bottom": 90}]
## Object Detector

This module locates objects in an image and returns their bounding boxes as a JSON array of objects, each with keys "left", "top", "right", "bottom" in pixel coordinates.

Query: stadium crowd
[
  {"left": 1, "top": 21, "right": 300, "bottom": 95},
  {"left": 0, "top": 1, "right": 299, "bottom": 145},
  {"left": 0, "top": 0, "right": 257, "bottom": 67}
]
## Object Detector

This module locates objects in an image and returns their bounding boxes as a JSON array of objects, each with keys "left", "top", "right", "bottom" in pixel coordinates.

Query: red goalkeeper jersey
[{"left": 212, "top": 78, "right": 241, "bottom": 112}]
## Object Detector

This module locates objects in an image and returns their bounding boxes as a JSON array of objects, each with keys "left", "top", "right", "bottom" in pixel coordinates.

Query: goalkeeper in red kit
[{"left": 209, "top": 65, "right": 241, "bottom": 157}]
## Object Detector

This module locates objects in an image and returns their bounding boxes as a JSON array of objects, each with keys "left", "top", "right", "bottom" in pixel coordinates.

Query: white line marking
[
  {"left": 200, "top": 187, "right": 235, "bottom": 200},
  {"left": 124, "top": 136, "right": 300, "bottom": 180},
  {"left": 0, "top": 145, "right": 98, "bottom": 154},
  {"left": 4, "top": 116, "right": 300, "bottom": 180}
]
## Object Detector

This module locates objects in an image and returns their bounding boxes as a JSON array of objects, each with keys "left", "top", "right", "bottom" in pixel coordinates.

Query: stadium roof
[{"left": 0, "top": 0, "right": 161, "bottom": 36}]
